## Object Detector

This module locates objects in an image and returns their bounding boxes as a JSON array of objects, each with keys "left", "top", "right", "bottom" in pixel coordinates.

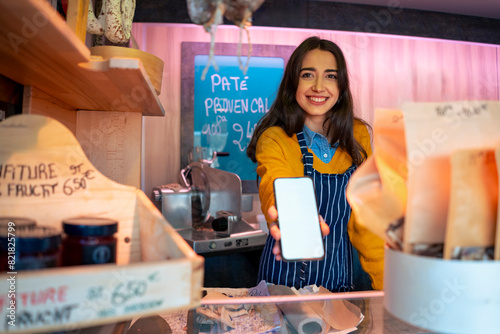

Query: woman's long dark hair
[{"left": 246, "top": 36, "right": 370, "bottom": 166}]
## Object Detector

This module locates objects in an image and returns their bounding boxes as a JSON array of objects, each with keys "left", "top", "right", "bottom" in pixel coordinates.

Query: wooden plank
[
  {"left": 0, "top": 0, "right": 89, "bottom": 61},
  {"left": 22, "top": 86, "right": 77, "bottom": 135},
  {"left": 22, "top": 87, "right": 143, "bottom": 189},
  {"left": 0, "top": 260, "right": 197, "bottom": 333},
  {"left": 76, "top": 110, "right": 142, "bottom": 188},
  {"left": 0, "top": 114, "right": 203, "bottom": 333},
  {"left": 0, "top": 0, "right": 89, "bottom": 85},
  {"left": 66, "top": 0, "right": 89, "bottom": 44},
  {"left": 0, "top": 0, "right": 164, "bottom": 116},
  {"left": 88, "top": 57, "right": 165, "bottom": 116}
]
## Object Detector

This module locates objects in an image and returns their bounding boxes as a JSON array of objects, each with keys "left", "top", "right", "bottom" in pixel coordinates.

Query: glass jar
[
  {"left": 0, "top": 225, "right": 62, "bottom": 271},
  {"left": 62, "top": 217, "right": 118, "bottom": 266},
  {"left": 0, "top": 217, "right": 37, "bottom": 230}
]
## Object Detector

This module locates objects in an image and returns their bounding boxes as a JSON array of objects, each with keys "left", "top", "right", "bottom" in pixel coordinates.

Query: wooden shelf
[{"left": 0, "top": 0, "right": 164, "bottom": 116}]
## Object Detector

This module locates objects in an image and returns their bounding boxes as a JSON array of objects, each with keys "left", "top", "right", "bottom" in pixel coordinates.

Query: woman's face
[{"left": 295, "top": 48, "right": 340, "bottom": 134}]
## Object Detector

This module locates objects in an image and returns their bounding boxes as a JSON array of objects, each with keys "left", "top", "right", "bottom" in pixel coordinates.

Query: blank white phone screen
[{"left": 274, "top": 177, "right": 325, "bottom": 261}]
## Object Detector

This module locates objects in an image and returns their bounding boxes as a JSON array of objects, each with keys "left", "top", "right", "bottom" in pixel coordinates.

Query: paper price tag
[{"left": 0, "top": 261, "right": 192, "bottom": 332}]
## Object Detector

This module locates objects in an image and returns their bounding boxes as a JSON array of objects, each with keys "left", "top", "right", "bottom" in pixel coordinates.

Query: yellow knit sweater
[{"left": 255, "top": 122, "right": 385, "bottom": 290}]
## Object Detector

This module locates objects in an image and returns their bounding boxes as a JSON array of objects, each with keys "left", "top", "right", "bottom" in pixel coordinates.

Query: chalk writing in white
[
  {"left": 210, "top": 74, "right": 248, "bottom": 93},
  {"left": 232, "top": 121, "right": 256, "bottom": 152},
  {"left": 201, "top": 116, "right": 227, "bottom": 136}
]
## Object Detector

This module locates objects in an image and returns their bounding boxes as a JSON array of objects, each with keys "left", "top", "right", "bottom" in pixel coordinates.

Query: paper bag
[
  {"left": 346, "top": 155, "right": 403, "bottom": 249},
  {"left": 444, "top": 148, "right": 498, "bottom": 259},
  {"left": 346, "top": 108, "right": 407, "bottom": 249},
  {"left": 372, "top": 108, "right": 408, "bottom": 210},
  {"left": 402, "top": 101, "right": 500, "bottom": 254}
]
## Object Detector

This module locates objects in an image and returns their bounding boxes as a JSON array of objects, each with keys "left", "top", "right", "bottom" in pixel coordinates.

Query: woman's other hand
[{"left": 267, "top": 205, "right": 330, "bottom": 261}]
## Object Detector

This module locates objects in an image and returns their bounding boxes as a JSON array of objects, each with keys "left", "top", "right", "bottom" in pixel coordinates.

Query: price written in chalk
[
  {"left": 233, "top": 121, "right": 257, "bottom": 152},
  {"left": 85, "top": 271, "right": 162, "bottom": 317},
  {"left": 87, "top": 279, "right": 147, "bottom": 306}
]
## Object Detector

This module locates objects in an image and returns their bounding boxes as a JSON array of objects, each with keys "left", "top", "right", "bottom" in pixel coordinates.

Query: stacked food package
[
  {"left": 347, "top": 100, "right": 500, "bottom": 260},
  {"left": 346, "top": 101, "right": 500, "bottom": 333}
]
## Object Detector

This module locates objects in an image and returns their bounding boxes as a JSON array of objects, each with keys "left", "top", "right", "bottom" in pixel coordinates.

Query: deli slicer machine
[{"left": 153, "top": 152, "right": 267, "bottom": 255}]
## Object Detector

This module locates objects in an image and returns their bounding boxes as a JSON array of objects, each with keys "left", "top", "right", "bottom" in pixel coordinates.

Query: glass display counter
[{"left": 60, "top": 290, "right": 428, "bottom": 334}]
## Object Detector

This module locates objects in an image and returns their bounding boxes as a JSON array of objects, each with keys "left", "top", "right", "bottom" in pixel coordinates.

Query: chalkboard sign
[
  {"left": 194, "top": 55, "right": 284, "bottom": 180},
  {"left": 181, "top": 42, "right": 296, "bottom": 193}
]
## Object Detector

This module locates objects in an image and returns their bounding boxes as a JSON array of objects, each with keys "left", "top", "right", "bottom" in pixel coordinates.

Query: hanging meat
[
  {"left": 87, "top": 0, "right": 136, "bottom": 44},
  {"left": 223, "top": 0, "right": 265, "bottom": 27},
  {"left": 186, "top": 0, "right": 265, "bottom": 79}
]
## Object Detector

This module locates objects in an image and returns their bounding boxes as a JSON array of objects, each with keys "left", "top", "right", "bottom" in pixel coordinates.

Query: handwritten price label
[
  {"left": 0, "top": 162, "right": 96, "bottom": 199},
  {"left": 435, "top": 102, "right": 488, "bottom": 118},
  {"left": 62, "top": 163, "right": 95, "bottom": 196},
  {"left": 0, "top": 261, "right": 192, "bottom": 331}
]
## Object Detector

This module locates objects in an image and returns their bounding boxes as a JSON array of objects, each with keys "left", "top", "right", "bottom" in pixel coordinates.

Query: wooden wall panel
[
  {"left": 76, "top": 110, "right": 142, "bottom": 188},
  {"left": 498, "top": 46, "right": 500, "bottom": 101},
  {"left": 132, "top": 23, "right": 500, "bottom": 205},
  {"left": 334, "top": 34, "right": 499, "bottom": 125},
  {"left": 22, "top": 86, "right": 77, "bottom": 134}
]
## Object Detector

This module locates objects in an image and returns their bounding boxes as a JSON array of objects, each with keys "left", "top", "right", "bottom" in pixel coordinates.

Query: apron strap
[{"left": 296, "top": 131, "right": 314, "bottom": 176}]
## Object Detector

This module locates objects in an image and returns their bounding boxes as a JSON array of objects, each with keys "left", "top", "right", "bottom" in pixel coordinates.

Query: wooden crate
[{"left": 0, "top": 115, "right": 204, "bottom": 333}]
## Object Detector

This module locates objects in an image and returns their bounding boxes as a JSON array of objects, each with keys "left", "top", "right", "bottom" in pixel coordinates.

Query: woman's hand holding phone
[{"left": 267, "top": 205, "right": 330, "bottom": 261}]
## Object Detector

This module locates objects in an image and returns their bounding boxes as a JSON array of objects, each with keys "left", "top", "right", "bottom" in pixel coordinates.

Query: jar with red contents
[
  {"left": 62, "top": 217, "right": 118, "bottom": 266},
  {"left": 0, "top": 224, "right": 62, "bottom": 271}
]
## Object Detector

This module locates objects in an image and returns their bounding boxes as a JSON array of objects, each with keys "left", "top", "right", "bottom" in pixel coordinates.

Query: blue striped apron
[{"left": 257, "top": 131, "right": 356, "bottom": 292}]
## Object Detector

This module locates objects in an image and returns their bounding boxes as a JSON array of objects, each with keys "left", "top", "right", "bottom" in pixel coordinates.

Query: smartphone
[{"left": 273, "top": 177, "right": 325, "bottom": 261}]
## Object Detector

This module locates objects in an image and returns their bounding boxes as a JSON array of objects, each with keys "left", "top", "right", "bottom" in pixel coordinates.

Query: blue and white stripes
[{"left": 257, "top": 131, "right": 356, "bottom": 292}]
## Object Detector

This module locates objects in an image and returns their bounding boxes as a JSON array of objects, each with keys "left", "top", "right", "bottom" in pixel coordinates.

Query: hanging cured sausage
[
  {"left": 186, "top": 0, "right": 265, "bottom": 79},
  {"left": 87, "top": 0, "right": 136, "bottom": 44},
  {"left": 187, "top": 0, "right": 264, "bottom": 28}
]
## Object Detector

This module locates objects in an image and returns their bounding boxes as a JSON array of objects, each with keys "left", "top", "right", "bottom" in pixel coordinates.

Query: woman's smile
[{"left": 308, "top": 96, "right": 329, "bottom": 103}]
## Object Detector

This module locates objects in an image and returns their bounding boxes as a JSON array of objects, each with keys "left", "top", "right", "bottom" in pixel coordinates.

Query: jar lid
[
  {"left": 63, "top": 217, "right": 118, "bottom": 237},
  {"left": 0, "top": 226, "right": 61, "bottom": 253},
  {"left": 0, "top": 217, "right": 37, "bottom": 228}
]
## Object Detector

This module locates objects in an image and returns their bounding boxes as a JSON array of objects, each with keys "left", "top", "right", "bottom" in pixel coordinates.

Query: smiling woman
[{"left": 246, "top": 36, "right": 385, "bottom": 292}]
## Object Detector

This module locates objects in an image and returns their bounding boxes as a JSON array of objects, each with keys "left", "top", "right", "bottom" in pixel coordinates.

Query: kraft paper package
[
  {"left": 444, "top": 148, "right": 498, "bottom": 260},
  {"left": 346, "top": 108, "right": 407, "bottom": 249},
  {"left": 372, "top": 109, "right": 408, "bottom": 205},
  {"left": 372, "top": 108, "right": 408, "bottom": 248},
  {"left": 402, "top": 101, "right": 500, "bottom": 256}
]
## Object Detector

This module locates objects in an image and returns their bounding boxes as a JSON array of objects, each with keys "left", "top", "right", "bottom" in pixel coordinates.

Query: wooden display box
[{"left": 0, "top": 115, "right": 204, "bottom": 333}]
